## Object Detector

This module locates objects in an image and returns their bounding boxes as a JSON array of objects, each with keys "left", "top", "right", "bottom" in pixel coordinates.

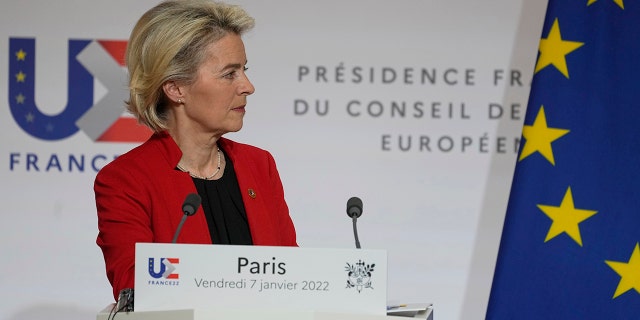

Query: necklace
[{"left": 176, "top": 147, "right": 222, "bottom": 180}]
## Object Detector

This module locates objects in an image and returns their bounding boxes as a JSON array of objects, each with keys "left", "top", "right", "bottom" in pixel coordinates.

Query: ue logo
[
  {"left": 148, "top": 257, "right": 180, "bottom": 279},
  {"left": 8, "top": 37, "right": 151, "bottom": 142}
]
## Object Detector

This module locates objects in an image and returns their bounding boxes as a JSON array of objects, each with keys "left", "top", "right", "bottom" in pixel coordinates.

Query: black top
[{"left": 190, "top": 148, "right": 253, "bottom": 245}]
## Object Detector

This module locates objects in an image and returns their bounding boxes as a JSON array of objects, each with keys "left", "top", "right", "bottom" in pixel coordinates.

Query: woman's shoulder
[{"left": 97, "top": 133, "right": 170, "bottom": 176}]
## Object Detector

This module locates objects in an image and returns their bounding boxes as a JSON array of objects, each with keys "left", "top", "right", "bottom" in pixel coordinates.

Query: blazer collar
[{"left": 152, "top": 131, "right": 236, "bottom": 168}]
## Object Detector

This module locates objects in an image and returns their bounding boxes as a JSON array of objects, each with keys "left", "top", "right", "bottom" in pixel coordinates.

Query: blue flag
[{"left": 487, "top": 1, "right": 640, "bottom": 319}]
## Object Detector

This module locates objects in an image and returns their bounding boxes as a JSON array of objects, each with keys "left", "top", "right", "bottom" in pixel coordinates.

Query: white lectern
[
  {"left": 96, "top": 305, "right": 434, "bottom": 320},
  {"left": 96, "top": 243, "right": 433, "bottom": 319}
]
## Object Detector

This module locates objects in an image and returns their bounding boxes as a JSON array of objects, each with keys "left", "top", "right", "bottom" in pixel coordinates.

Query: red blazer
[{"left": 95, "top": 132, "right": 297, "bottom": 300}]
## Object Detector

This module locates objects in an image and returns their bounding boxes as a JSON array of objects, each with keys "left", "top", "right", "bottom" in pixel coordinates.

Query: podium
[
  {"left": 96, "top": 305, "right": 434, "bottom": 320},
  {"left": 97, "top": 243, "right": 433, "bottom": 319}
]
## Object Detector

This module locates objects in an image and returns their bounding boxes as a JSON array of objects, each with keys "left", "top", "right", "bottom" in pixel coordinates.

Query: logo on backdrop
[
  {"left": 345, "top": 260, "right": 375, "bottom": 293},
  {"left": 8, "top": 37, "right": 151, "bottom": 142},
  {"left": 148, "top": 257, "right": 180, "bottom": 285}
]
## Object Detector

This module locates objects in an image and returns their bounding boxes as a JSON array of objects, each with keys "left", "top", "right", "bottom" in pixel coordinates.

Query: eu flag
[{"left": 487, "top": 1, "right": 640, "bottom": 319}]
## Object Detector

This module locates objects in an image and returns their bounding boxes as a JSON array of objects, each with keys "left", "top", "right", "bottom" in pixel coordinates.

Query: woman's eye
[{"left": 223, "top": 67, "right": 248, "bottom": 79}]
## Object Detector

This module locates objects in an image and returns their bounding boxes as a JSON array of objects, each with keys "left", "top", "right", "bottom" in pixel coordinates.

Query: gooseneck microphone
[
  {"left": 172, "top": 193, "right": 202, "bottom": 243},
  {"left": 346, "top": 197, "right": 363, "bottom": 249},
  {"left": 110, "top": 194, "right": 201, "bottom": 319}
]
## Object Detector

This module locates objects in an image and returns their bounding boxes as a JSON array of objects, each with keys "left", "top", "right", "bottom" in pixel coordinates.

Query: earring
[{"left": 177, "top": 99, "right": 183, "bottom": 104}]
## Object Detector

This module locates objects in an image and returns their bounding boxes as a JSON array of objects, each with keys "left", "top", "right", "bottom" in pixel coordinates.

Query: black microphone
[
  {"left": 172, "top": 193, "right": 201, "bottom": 243},
  {"left": 346, "top": 197, "right": 363, "bottom": 249}
]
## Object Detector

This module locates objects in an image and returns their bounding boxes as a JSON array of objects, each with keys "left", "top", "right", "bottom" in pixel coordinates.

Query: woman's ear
[{"left": 162, "top": 80, "right": 184, "bottom": 104}]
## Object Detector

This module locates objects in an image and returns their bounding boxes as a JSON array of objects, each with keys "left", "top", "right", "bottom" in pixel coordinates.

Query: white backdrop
[{"left": 0, "top": 1, "right": 547, "bottom": 319}]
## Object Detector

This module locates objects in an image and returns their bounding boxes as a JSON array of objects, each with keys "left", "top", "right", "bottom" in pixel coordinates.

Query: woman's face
[{"left": 179, "top": 33, "right": 255, "bottom": 136}]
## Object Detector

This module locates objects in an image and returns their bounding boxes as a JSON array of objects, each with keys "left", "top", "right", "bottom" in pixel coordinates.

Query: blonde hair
[{"left": 126, "top": 0, "right": 255, "bottom": 132}]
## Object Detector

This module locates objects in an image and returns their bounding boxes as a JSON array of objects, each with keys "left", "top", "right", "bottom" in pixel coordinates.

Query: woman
[{"left": 95, "top": 0, "right": 297, "bottom": 301}]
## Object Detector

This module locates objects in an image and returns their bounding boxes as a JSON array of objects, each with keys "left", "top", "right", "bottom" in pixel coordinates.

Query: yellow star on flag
[
  {"left": 587, "top": 0, "right": 624, "bottom": 9},
  {"left": 16, "top": 49, "right": 27, "bottom": 61},
  {"left": 605, "top": 243, "right": 640, "bottom": 298},
  {"left": 535, "top": 18, "right": 584, "bottom": 78},
  {"left": 537, "top": 187, "right": 597, "bottom": 247},
  {"left": 16, "top": 94, "right": 25, "bottom": 104},
  {"left": 519, "top": 105, "right": 569, "bottom": 165},
  {"left": 15, "top": 71, "right": 26, "bottom": 83}
]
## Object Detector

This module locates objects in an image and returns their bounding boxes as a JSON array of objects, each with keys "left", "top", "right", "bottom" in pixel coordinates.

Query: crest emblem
[{"left": 345, "top": 260, "right": 375, "bottom": 292}]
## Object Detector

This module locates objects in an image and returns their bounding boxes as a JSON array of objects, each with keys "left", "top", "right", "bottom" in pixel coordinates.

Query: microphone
[
  {"left": 346, "top": 197, "right": 363, "bottom": 249},
  {"left": 172, "top": 193, "right": 201, "bottom": 243}
]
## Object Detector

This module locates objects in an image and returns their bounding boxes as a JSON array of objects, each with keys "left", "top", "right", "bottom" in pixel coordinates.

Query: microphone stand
[{"left": 352, "top": 216, "right": 361, "bottom": 249}]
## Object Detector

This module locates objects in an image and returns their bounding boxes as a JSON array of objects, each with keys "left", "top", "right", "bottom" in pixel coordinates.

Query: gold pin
[{"left": 248, "top": 189, "right": 256, "bottom": 199}]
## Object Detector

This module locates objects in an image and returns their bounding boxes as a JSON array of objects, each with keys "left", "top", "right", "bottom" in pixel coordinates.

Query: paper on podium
[
  {"left": 386, "top": 303, "right": 434, "bottom": 319},
  {"left": 134, "top": 243, "right": 388, "bottom": 315}
]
